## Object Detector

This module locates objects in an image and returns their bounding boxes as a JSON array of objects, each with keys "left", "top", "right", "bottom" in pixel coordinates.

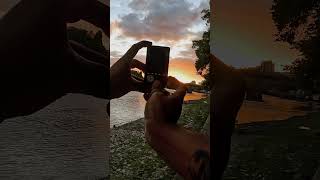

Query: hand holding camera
[{"left": 111, "top": 41, "right": 173, "bottom": 99}]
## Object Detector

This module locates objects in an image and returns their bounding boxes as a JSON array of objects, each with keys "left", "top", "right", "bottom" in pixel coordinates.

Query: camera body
[{"left": 144, "top": 45, "right": 170, "bottom": 90}]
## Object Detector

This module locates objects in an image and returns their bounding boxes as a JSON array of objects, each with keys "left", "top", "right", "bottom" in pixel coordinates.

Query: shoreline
[{"left": 111, "top": 97, "right": 208, "bottom": 129}]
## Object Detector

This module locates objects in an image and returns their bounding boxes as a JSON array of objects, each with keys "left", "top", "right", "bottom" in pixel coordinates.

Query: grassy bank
[
  {"left": 110, "top": 98, "right": 209, "bottom": 180},
  {"left": 225, "top": 112, "right": 320, "bottom": 180}
]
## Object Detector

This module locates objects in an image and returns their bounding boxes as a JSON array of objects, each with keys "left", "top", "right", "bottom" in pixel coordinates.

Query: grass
[{"left": 224, "top": 112, "right": 320, "bottom": 180}]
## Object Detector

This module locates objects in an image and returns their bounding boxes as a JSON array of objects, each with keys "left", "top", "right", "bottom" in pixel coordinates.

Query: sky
[
  {"left": 210, "top": 0, "right": 299, "bottom": 71},
  {"left": 111, "top": 0, "right": 209, "bottom": 83}
]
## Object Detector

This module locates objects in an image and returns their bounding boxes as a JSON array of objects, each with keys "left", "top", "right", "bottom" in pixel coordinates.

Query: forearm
[
  {"left": 211, "top": 122, "right": 234, "bottom": 180},
  {"left": 145, "top": 121, "right": 209, "bottom": 179}
]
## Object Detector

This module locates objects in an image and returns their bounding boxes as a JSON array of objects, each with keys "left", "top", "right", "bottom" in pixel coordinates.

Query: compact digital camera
[{"left": 144, "top": 45, "right": 170, "bottom": 90}]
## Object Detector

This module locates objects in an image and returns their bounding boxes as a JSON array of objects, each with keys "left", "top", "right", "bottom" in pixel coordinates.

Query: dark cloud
[{"left": 118, "top": 0, "right": 208, "bottom": 41}]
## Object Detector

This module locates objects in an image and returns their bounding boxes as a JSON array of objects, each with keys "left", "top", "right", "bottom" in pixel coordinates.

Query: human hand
[
  {"left": 166, "top": 76, "right": 187, "bottom": 90},
  {"left": 110, "top": 41, "right": 152, "bottom": 99},
  {"left": 144, "top": 80, "right": 187, "bottom": 127}
]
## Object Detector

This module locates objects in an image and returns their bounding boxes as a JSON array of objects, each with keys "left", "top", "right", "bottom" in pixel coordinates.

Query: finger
[
  {"left": 210, "top": 53, "right": 232, "bottom": 78},
  {"left": 168, "top": 84, "right": 187, "bottom": 102},
  {"left": 131, "top": 59, "right": 146, "bottom": 72},
  {"left": 149, "top": 80, "right": 167, "bottom": 97},
  {"left": 152, "top": 80, "right": 162, "bottom": 91},
  {"left": 131, "top": 78, "right": 147, "bottom": 93},
  {"left": 123, "top": 41, "right": 152, "bottom": 60},
  {"left": 166, "top": 76, "right": 183, "bottom": 90}
]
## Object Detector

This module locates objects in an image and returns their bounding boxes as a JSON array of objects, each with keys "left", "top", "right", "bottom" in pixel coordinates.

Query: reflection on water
[
  {"left": 110, "top": 91, "right": 206, "bottom": 127},
  {"left": 184, "top": 92, "right": 207, "bottom": 101}
]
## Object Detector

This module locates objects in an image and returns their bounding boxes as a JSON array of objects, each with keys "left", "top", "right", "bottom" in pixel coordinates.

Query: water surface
[{"left": 111, "top": 91, "right": 206, "bottom": 127}]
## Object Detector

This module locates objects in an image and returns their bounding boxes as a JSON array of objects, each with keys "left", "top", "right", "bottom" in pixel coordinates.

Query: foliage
[
  {"left": 67, "top": 27, "right": 107, "bottom": 55},
  {"left": 200, "top": 73, "right": 210, "bottom": 90},
  {"left": 271, "top": 0, "right": 320, "bottom": 89},
  {"left": 192, "top": 9, "right": 210, "bottom": 88}
]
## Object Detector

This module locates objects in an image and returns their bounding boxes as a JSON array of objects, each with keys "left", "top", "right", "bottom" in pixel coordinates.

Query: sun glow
[
  {"left": 168, "top": 60, "right": 204, "bottom": 84},
  {"left": 168, "top": 69, "right": 199, "bottom": 84}
]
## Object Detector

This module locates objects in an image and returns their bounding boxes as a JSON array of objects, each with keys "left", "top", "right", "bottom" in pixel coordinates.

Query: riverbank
[
  {"left": 110, "top": 98, "right": 209, "bottom": 179},
  {"left": 111, "top": 91, "right": 207, "bottom": 127}
]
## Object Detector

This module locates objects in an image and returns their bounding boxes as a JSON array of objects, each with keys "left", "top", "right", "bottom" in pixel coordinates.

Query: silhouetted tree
[
  {"left": 271, "top": 0, "right": 320, "bottom": 90},
  {"left": 192, "top": 9, "right": 210, "bottom": 88}
]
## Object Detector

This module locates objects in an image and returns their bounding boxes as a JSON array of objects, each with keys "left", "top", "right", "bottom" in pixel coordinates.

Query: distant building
[{"left": 260, "top": 60, "right": 275, "bottom": 73}]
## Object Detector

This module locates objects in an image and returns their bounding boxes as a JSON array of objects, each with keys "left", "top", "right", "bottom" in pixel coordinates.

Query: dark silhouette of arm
[{"left": 210, "top": 54, "right": 246, "bottom": 179}]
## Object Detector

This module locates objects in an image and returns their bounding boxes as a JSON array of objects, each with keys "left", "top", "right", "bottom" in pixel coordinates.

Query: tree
[
  {"left": 192, "top": 9, "right": 210, "bottom": 88},
  {"left": 271, "top": 0, "right": 320, "bottom": 90}
]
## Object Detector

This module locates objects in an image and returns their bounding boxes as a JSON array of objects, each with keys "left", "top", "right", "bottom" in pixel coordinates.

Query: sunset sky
[
  {"left": 211, "top": 0, "right": 299, "bottom": 72},
  {"left": 111, "top": 0, "right": 209, "bottom": 83}
]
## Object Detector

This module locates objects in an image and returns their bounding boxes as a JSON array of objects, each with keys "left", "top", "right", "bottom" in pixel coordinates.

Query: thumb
[
  {"left": 168, "top": 84, "right": 187, "bottom": 102},
  {"left": 152, "top": 80, "right": 162, "bottom": 91}
]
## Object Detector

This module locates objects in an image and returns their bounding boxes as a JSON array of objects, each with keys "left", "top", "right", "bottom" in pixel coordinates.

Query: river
[{"left": 110, "top": 91, "right": 206, "bottom": 127}]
